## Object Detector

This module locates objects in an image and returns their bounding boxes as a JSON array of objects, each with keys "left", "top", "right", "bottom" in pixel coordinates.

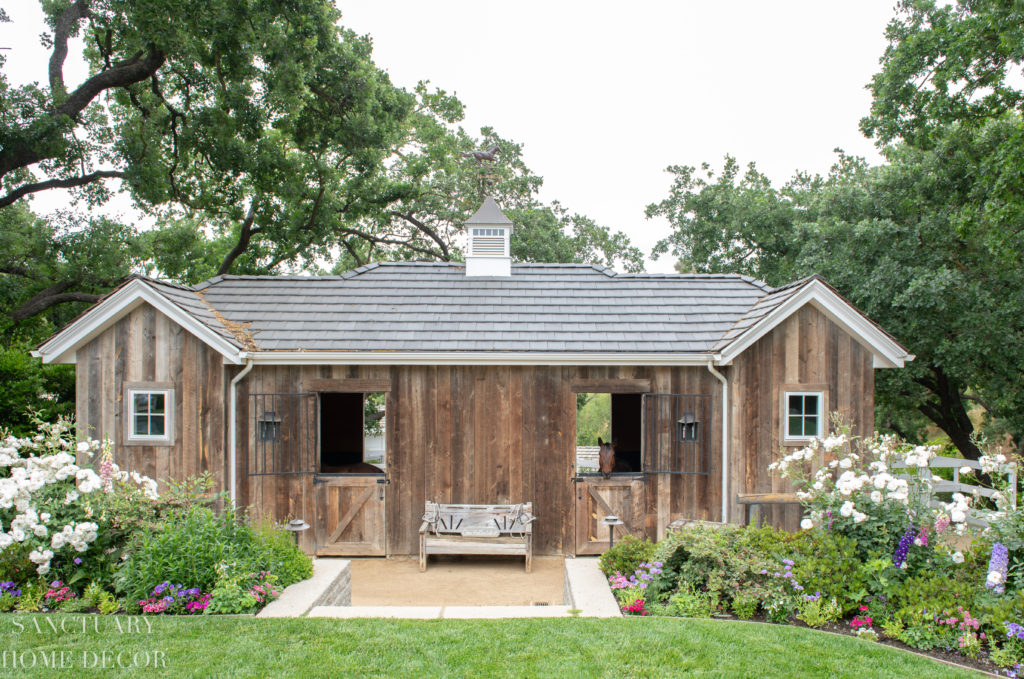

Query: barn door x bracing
[
  {"left": 573, "top": 475, "right": 646, "bottom": 555},
  {"left": 314, "top": 475, "right": 386, "bottom": 556}
]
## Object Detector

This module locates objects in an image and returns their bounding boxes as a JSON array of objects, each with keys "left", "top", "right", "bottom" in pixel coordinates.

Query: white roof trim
[
  {"left": 33, "top": 279, "right": 244, "bottom": 365},
  {"left": 718, "top": 279, "right": 912, "bottom": 369},
  {"left": 238, "top": 351, "right": 718, "bottom": 367}
]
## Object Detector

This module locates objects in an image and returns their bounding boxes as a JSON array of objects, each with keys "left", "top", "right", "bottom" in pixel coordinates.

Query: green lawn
[{"left": 0, "top": 615, "right": 981, "bottom": 678}]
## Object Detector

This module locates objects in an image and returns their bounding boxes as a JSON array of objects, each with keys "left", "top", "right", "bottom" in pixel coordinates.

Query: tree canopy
[
  {"left": 650, "top": 0, "right": 1024, "bottom": 458},
  {"left": 0, "top": 1, "right": 644, "bottom": 430}
]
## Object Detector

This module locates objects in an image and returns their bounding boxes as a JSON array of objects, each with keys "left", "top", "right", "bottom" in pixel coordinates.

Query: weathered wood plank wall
[
  {"left": 75, "top": 304, "right": 229, "bottom": 498},
  {"left": 728, "top": 305, "right": 875, "bottom": 529},
  {"left": 74, "top": 300, "right": 877, "bottom": 555},
  {"left": 236, "top": 364, "right": 724, "bottom": 555}
]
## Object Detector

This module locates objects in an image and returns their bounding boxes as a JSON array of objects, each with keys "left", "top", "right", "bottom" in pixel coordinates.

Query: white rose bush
[
  {"left": 0, "top": 418, "right": 160, "bottom": 587},
  {"left": 769, "top": 422, "right": 980, "bottom": 562}
]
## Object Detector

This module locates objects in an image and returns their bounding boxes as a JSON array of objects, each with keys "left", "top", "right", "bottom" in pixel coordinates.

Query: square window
[
  {"left": 784, "top": 391, "right": 823, "bottom": 441},
  {"left": 125, "top": 387, "right": 174, "bottom": 445}
]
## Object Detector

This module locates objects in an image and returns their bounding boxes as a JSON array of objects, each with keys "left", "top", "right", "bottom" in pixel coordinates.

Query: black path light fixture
[
  {"left": 283, "top": 518, "right": 310, "bottom": 546},
  {"left": 600, "top": 515, "right": 624, "bottom": 551}
]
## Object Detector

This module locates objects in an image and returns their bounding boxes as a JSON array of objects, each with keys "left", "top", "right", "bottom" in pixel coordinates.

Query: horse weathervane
[
  {"left": 461, "top": 144, "right": 499, "bottom": 163},
  {"left": 462, "top": 144, "right": 500, "bottom": 198}
]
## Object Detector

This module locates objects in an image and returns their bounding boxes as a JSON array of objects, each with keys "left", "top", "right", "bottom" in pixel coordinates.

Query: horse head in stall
[{"left": 598, "top": 437, "right": 632, "bottom": 478}]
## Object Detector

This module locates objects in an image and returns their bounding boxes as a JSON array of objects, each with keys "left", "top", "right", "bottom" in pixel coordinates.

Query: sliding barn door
[{"left": 573, "top": 475, "right": 646, "bottom": 556}]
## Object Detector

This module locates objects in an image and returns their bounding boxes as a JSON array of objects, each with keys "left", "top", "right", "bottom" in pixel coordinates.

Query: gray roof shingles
[{"left": 156, "top": 262, "right": 781, "bottom": 354}]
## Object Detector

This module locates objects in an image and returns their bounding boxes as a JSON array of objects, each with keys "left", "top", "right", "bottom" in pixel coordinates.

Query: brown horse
[{"left": 598, "top": 438, "right": 631, "bottom": 478}]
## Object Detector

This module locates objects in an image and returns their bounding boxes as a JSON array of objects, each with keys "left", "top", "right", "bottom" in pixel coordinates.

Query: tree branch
[
  {"left": 49, "top": 0, "right": 91, "bottom": 98},
  {"left": 0, "top": 47, "right": 165, "bottom": 180},
  {"left": 10, "top": 281, "right": 102, "bottom": 322},
  {"left": 216, "top": 200, "right": 260, "bottom": 275},
  {"left": 389, "top": 211, "right": 452, "bottom": 259},
  {"left": 0, "top": 170, "right": 124, "bottom": 208}
]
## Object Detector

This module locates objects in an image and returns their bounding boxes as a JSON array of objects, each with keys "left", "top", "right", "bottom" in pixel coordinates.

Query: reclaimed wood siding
[
  {"left": 239, "top": 365, "right": 723, "bottom": 556},
  {"left": 728, "top": 305, "right": 876, "bottom": 530},
  {"left": 74, "top": 303, "right": 229, "bottom": 496}
]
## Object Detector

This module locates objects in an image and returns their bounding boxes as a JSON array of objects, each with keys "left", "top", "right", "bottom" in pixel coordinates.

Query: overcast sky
[{"left": 1, "top": 1, "right": 895, "bottom": 273}]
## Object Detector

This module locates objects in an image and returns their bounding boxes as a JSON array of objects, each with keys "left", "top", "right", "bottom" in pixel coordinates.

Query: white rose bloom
[
  {"left": 840, "top": 501, "right": 855, "bottom": 518},
  {"left": 951, "top": 509, "right": 967, "bottom": 523},
  {"left": 76, "top": 441, "right": 90, "bottom": 453},
  {"left": 870, "top": 491, "right": 883, "bottom": 503},
  {"left": 852, "top": 511, "right": 867, "bottom": 524},
  {"left": 959, "top": 466, "right": 973, "bottom": 475},
  {"left": 839, "top": 458, "right": 853, "bottom": 469},
  {"left": 951, "top": 552, "right": 964, "bottom": 564},
  {"left": 800, "top": 518, "right": 814, "bottom": 530},
  {"left": 0, "top": 534, "right": 12, "bottom": 550},
  {"left": 988, "top": 571, "right": 1004, "bottom": 586},
  {"left": 10, "top": 528, "right": 25, "bottom": 542}
]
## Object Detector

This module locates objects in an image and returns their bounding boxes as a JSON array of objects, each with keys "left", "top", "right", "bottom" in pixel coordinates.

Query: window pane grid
[
  {"left": 785, "top": 392, "right": 821, "bottom": 439},
  {"left": 129, "top": 390, "right": 170, "bottom": 439}
]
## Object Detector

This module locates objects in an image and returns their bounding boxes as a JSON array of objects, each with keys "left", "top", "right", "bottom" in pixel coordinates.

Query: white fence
[
  {"left": 576, "top": 446, "right": 600, "bottom": 473},
  {"left": 891, "top": 455, "right": 1017, "bottom": 527}
]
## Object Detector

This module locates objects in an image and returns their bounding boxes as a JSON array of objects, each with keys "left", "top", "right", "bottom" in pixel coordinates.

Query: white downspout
[
  {"left": 229, "top": 358, "right": 255, "bottom": 506},
  {"left": 707, "top": 361, "right": 729, "bottom": 523}
]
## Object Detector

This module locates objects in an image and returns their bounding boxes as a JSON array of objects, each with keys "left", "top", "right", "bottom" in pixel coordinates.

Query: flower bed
[
  {"left": 602, "top": 422, "right": 1024, "bottom": 676},
  {"left": 0, "top": 419, "right": 312, "bottom": 616}
]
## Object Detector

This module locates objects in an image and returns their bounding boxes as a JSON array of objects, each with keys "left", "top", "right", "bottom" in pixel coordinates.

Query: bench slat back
[{"left": 424, "top": 502, "right": 533, "bottom": 535}]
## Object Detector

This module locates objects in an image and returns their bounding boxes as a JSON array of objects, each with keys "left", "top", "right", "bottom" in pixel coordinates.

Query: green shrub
[
  {"left": 118, "top": 505, "right": 312, "bottom": 603},
  {"left": 256, "top": 523, "right": 313, "bottom": 587},
  {"left": 796, "top": 595, "right": 843, "bottom": 628},
  {"left": 731, "top": 594, "right": 759, "bottom": 620},
  {"left": 646, "top": 523, "right": 783, "bottom": 606},
  {"left": 598, "top": 535, "right": 656, "bottom": 579},
  {"left": 665, "top": 586, "right": 718, "bottom": 618}
]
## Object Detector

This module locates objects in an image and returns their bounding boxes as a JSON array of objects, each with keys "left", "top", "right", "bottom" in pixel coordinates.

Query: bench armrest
[{"left": 419, "top": 520, "right": 430, "bottom": 535}]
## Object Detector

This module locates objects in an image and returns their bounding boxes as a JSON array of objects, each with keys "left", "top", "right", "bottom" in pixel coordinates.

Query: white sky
[{"left": 1, "top": 1, "right": 893, "bottom": 273}]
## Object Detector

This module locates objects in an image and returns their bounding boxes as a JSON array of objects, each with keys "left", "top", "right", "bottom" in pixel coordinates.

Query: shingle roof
[{"left": 182, "top": 262, "right": 772, "bottom": 353}]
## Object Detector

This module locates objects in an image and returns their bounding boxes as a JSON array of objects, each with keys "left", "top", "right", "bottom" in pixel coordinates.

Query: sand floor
[{"left": 348, "top": 556, "right": 565, "bottom": 606}]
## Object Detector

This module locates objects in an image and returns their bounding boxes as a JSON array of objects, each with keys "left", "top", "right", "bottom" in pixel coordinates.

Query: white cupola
[{"left": 464, "top": 196, "right": 513, "bottom": 277}]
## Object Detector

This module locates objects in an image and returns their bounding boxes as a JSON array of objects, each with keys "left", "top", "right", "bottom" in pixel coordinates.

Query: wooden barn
[{"left": 34, "top": 198, "right": 912, "bottom": 557}]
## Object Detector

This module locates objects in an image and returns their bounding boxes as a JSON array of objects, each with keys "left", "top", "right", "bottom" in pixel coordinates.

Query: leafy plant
[
  {"left": 598, "top": 535, "right": 656, "bottom": 580},
  {"left": 796, "top": 594, "right": 842, "bottom": 628}
]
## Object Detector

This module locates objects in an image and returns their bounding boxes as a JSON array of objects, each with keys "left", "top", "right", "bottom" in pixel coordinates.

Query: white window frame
[
  {"left": 782, "top": 389, "right": 825, "bottom": 443},
  {"left": 124, "top": 383, "right": 175, "bottom": 446}
]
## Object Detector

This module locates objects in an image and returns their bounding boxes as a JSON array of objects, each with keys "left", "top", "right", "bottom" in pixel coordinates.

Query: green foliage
[
  {"left": 647, "top": 524, "right": 786, "bottom": 606},
  {"left": 731, "top": 594, "right": 759, "bottom": 620},
  {"left": 96, "top": 591, "right": 122, "bottom": 615},
  {"left": 796, "top": 596, "right": 843, "bottom": 629},
  {"left": 862, "top": 0, "right": 1024, "bottom": 146},
  {"left": 597, "top": 534, "right": 656, "bottom": 579},
  {"left": 665, "top": 586, "right": 718, "bottom": 618},
  {"left": 787, "top": 531, "right": 869, "bottom": 613},
  {"left": 0, "top": 343, "right": 74, "bottom": 435},
  {"left": 118, "top": 504, "right": 311, "bottom": 602},
  {"left": 575, "top": 393, "right": 610, "bottom": 447},
  {"left": 255, "top": 523, "right": 314, "bottom": 586}
]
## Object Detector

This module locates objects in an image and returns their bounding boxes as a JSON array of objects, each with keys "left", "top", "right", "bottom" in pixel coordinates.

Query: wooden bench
[
  {"left": 736, "top": 493, "right": 801, "bottom": 526},
  {"left": 419, "top": 501, "right": 535, "bottom": 572}
]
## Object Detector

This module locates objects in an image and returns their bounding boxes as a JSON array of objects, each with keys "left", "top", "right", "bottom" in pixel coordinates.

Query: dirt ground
[{"left": 348, "top": 556, "right": 565, "bottom": 606}]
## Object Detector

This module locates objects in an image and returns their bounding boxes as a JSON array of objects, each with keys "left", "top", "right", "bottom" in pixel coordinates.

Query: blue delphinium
[
  {"left": 988, "top": 543, "right": 1010, "bottom": 594},
  {"left": 892, "top": 524, "right": 916, "bottom": 568}
]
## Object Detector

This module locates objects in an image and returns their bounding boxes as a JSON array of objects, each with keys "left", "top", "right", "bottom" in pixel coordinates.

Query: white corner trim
[
  {"left": 34, "top": 279, "right": 244, "bottom": 365},
  {"left": 237, "top": 351, "right": 715, "bottom": 366},
  {"left": 718, "top": 279, "right": 911, "bottom": 369}
]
